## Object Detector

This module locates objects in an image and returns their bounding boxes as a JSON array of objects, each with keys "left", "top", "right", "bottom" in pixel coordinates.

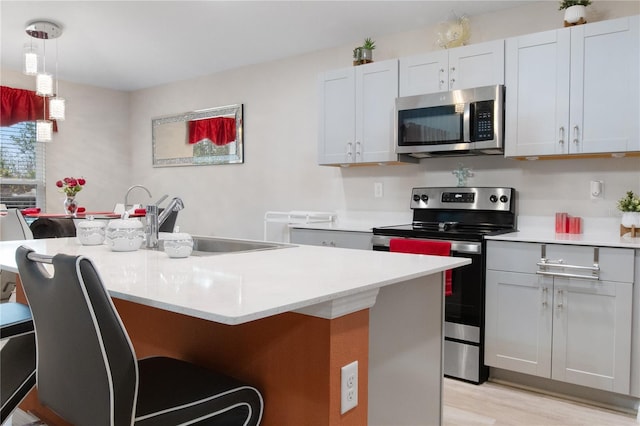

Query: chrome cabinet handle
[
  {"left": 541, "top": 287, "right": 548, "bottom": 307},
  {"left": 346, "top": 142, "right": 353, "bottom": 158},
  {"left": 556, "top": 289, "right": 564, "bottom": 309},
  {"left": 559, "top": 126, "right": 565, "bottom": 145},
  {"left": 355, "top": 141, "right": 361, "bottom": 157},
  {"left": 573, "top": 125, "right": 579, "bottom": 144}
]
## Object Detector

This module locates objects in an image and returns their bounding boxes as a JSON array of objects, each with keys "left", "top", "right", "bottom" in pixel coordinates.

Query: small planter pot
[
  {"left": 360, "top": 48, "right": 373, "bottom": 64},
  {"left": 564, "top": 5, "right": 587, "bottom": 26},
  {"left": 621, "top": 212, "right": 640, "bottom": 228}
]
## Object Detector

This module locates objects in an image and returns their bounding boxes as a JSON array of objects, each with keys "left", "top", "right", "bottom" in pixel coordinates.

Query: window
[{"left": 0, "top": 121, "right": 46, "bottom": 210}]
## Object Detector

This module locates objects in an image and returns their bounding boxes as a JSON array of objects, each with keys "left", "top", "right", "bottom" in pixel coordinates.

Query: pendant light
[
  {"left": 23, "top": 43, "right": 38, "bottom": 75},
  {"left": 49, "top": 38, "right": 65, "bottom": 121},
  {"left": 24, "top": 20, "right": 64, "bottom": 140}
]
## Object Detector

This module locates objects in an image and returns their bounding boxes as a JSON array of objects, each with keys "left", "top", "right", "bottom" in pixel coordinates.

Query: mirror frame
[{"left": 152, "top": 104, "right": 243, "bottom": 167}]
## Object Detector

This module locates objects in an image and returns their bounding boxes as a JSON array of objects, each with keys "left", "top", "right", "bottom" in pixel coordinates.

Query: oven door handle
[{"left": 371, "top": 235, "right": 481, "bottom": 254}]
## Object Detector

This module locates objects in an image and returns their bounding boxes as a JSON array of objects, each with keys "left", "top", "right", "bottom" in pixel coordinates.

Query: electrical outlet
[
  {"left": 341, "top": 360, "right": 358, "bottom": 414},
  {"left": 374, "top": 182, "right": 383, "bottom": 198}
]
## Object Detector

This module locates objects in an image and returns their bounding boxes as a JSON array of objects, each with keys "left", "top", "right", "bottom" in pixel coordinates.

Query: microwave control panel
[{"left": 470, "top": 100, "right": 494, "bottom": 141}]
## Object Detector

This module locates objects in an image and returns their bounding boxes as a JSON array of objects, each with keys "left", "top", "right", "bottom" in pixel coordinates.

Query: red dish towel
[{"left": 389, "top": 239, "right": 453, "bottom": 296}]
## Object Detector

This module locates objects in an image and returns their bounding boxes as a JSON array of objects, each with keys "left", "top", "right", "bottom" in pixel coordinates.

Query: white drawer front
[{"left": 487, "top": 241, "right": 634, "bottom": 283}]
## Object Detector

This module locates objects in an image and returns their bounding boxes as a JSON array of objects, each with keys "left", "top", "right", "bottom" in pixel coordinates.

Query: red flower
[{"left": 56, "top": 176, "right": 86, "bottom": 196}]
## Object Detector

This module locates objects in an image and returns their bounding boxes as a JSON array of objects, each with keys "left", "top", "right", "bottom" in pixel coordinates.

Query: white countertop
[
  {"left": 486, "top": 216, "right": 640, "bottom": 249},
  {"left": 0, "top": 237, "right": 469, "bottom": 325}
]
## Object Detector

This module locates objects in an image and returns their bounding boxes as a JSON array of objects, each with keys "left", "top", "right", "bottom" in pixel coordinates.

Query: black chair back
[{"left": 16, "top": 245, "right": 137, "bottom": 426}]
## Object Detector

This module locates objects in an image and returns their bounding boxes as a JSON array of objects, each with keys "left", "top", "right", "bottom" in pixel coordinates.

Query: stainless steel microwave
[{"left": 395, "top": 84, "right": 504, "bottom": 158}]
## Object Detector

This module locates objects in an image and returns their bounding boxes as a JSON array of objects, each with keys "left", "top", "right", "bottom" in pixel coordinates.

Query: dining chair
[
  {"left": 16, "top": 245, "right": 264, "bottom": 426},
  {"left": 1, "top": 209, "right": 34, "bottom": 301},
  {"left": 0, "top": 302, "right": 36, "bottom": 423}
]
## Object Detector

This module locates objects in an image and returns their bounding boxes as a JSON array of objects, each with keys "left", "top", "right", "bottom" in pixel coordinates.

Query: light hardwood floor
[
  {"left": 444, "top": 378, "right": 639, "bottom": 426},
  {"left": 6, "top": 379, "right": 638, "bottom": 425}
]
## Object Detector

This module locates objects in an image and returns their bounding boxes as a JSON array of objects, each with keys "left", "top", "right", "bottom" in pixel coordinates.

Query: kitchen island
[{"left": 0, "top": 236, "right": 469, "bottom": 426}]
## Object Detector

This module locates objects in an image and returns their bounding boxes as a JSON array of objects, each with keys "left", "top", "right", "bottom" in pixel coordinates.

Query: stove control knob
[
  {"left": 413, "top": 194, "right": 421, "bottom": 202},
  {"left": 500, "top": 195, "right": 509, "bottom": 203},
  {"left": 421, "top": 194, "right": 429, "bottom": 202},
  {"left": 489, "top": 195, "right": 498, "bottom": 203}
]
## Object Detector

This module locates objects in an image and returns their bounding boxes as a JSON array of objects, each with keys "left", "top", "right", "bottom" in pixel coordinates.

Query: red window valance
[
  {"left": 0, "top": 85, "right": 58, "bottom": 131},
  {"left": 188, "top": 117, "right": 236, "bottom": 146}
]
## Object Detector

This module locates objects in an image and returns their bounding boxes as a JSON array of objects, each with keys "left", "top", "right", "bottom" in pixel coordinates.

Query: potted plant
[
  {"left": 559, "top": 0, "right": 591, "bottom": 26},
  {"left": 353, "top": 47, "right": 362, "bottom": 66},
  {"left": 360, "top": 38, "right": 375, "bottom": 64},
  {"left": 617, "top": 190, "right": 640, "bottom": 229}
]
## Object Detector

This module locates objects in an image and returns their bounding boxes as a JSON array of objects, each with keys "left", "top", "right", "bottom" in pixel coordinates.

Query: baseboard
[{"left": 489, "top": 367, "right": 640, "bottom": 417}]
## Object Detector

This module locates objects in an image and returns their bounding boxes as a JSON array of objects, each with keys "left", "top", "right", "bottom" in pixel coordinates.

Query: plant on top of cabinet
[
  {"left": 559, "top": 0, "right": 591, "bottom": 26},
  {"left": 353, "top": 37, "right": 375, "bottom": 66}
]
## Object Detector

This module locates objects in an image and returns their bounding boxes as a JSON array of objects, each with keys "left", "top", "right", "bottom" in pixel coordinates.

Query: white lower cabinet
[
  {"left": 289, "top": 228, "right": 372, "bottom": 250},
  {"left": 485, "top": 240, "right": 634, "bottom": 394}
]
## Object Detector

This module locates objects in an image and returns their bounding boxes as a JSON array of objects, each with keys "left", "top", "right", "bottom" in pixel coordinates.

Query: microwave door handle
[{"left": 463, "top": 102, "right": 471, "bottom": 142}]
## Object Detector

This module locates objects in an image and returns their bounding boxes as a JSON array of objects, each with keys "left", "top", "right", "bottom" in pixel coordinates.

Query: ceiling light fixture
[{"left": 24, "top": 20, "right": 65, "bottom": 140}]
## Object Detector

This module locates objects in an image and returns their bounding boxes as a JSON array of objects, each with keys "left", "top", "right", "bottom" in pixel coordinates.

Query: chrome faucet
[
  {"left": 145, "top": 197, "right": 184, "bottom": 248},
  {"left": 124, "top": 185, "right": 152, "bottom": 209}
]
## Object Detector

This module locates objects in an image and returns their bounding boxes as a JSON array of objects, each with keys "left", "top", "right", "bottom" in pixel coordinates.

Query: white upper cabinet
[
  {"left": 505, "top": 15, "right": 639, "bottom": 157},
  {"left": 399, "top": 39, "right": 505, "bottom": 97},
  {"left": 318, "top": 59, "right": 400, "bottom": 165}
]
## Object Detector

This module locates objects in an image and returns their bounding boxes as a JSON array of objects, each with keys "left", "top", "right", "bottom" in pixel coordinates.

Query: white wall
[
  {"left": 129, "top": 1, "right": 639, "bottom": 240},
  {"left": 1, "top": 70, "right": 132, "bottom": 212},
  {"left": 3, "top": 2, "right": 638, "bottom": 239}
]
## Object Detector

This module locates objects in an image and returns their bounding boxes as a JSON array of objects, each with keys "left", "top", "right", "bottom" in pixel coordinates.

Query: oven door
[{"left": 372, "top": 235, "right": 483, "bottom": 329}]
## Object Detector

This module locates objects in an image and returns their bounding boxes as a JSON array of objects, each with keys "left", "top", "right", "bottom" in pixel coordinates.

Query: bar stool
[
  {"left": 16, "top": 245, "right": 264, "bottom": 425},
  {"left": 1, "top": 209, "right": 34, "bottom": 301},
  {"left": 0, "top": 302, "right": 36, "bottom": 423}
]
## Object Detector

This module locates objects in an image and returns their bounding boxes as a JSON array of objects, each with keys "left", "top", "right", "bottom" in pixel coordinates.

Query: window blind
[{"left": 0, "top": 121, "right": 46, "bottom": 210}]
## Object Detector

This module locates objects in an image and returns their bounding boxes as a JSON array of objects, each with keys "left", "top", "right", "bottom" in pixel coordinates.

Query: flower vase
[{"left": 64, "top": 196, "right": 79, "bottom": 216}]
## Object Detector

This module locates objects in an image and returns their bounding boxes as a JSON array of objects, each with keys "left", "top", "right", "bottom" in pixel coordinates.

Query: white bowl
[
  {"left": 161, "top": 232, "right": 193, "bottom": 258},
  {"left": 105, "top": 219, "right": 145, "bottom": 252},
  {"left": 76, "top": 219, "right": 106, "bottom": 245}
]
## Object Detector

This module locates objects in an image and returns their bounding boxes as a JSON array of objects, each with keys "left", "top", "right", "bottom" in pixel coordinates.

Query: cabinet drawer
[
  {"left": 487, "top": 241, "right": 539, "bottom": 273},
  {"left": 290, "top": 228, "right": 372, "bottom": 250},
  {"left": 487, "top": 240, "right": 634, "bottom": 283}
]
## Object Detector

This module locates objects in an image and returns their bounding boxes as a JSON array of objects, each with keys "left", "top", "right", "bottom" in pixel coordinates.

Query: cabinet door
[
  {"left": 356, "top": 59, "right": 399, "bottom": 163},
  {"left": 448, "top": 40, "right": 505, "bottom": 91},
  {"left": 569, "top": 16, "right": 640, "bottom": 154},
  {"left": 318, "top": 68, "right": 355, "bottom": 165},
  {"left": 485, "top": 270, "right": 552, "bottom": 377},
  {"left": 551, "top": 278, "right": 632, "bottom": 394},
  {"left": 505, "top": 29, "right": 571, "bottom": 157},
  {"left": 399, "top": 51, "right": 448, "bottom": 96}
]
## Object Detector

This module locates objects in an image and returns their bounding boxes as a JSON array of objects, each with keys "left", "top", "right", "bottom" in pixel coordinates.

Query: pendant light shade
[
  {"left": 24, "top": 20, "right": 65, "bottom": 141},
  {"left": 49, "top": 97, "right": 66, "bottom": 120},
  {"left": 36, "top": 72, "right": 53, "bottom": 96},
  {"left": 23, "top": 44, "right": 38, "bottom": 75},
  {"left": 36, "top": 120, "right": 53, "bottom": 142}
]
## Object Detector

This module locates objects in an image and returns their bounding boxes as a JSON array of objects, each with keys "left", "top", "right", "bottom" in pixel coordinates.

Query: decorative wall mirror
[{"left": 152, "top": 104, "right": 243, "bottom": 167}]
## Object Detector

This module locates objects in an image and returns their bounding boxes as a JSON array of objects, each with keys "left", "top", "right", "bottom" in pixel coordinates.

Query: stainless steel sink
[{"left": 160, "top": 236, "right": 292, "bottom": 256}]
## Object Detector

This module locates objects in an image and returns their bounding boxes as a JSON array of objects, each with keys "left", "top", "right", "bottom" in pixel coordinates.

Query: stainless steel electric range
[{"left": 372, "top": 186, "right": 517, "bottom": 384}]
